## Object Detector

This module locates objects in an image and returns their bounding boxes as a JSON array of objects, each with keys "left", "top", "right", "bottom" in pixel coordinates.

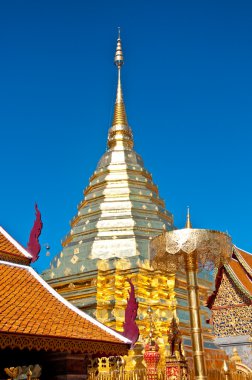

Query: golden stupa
[{"left": 43, "top": 33, "right": 220, "bottom": 369}]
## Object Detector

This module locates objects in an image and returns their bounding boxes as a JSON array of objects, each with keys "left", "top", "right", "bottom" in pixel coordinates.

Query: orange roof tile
[
  {"left": 0, "top": 227, "right": 31, "bottom": 265},
  {"left": 0, "top": 260, "right": 130, "bottom": 355}
]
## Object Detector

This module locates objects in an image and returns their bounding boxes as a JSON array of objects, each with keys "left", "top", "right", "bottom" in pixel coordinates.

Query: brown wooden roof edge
[
  {"left": 0, "top": 331, "right": 129, "bottom": 356},
  {"left": 0, "top": 259, "right": 132, "bottom": 347},
  {"left": 0, "top": 226, "right": 32, "bottom": 264}
]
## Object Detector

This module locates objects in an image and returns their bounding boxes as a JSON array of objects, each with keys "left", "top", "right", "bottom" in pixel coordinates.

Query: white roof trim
[
  {"left": 0, "top": 226, "right": 32, "bottom": 259},
  {"left": 233, "top": 245, "right": 252, "bottom": 256},
  {"left": 0, "top": 260, "right": 131, "bottom": 345},
  {"left": 225, "top": 261, "right": 252, "bottom": 299}
]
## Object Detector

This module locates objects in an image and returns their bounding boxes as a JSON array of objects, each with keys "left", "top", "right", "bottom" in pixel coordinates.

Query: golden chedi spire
[
  {"left": 45, "top": 30, "right": 174, "bottom": 282},
  {"left": 185, "top": 206, "right": 192, "bottom": 228},
  {"left": 108, "top": 29, "right": 133, "bottom": 150},
  {"left": 112, "top": 29, "right": 128, "bottom": 127}
]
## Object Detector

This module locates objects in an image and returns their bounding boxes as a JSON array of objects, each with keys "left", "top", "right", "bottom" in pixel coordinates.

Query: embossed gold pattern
[
  {"left": 150, "top": 229, "right": 232, "bottom": 272},
  {"left": 212, "top": 272, "right": 252, "bottom": 338},
  {"left": 0, "top": 332, "right": 128, "bottom": 356}
]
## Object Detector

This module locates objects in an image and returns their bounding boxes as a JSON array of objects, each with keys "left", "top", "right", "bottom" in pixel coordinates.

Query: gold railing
[
  {"left": 3, "top": 365, "right": 252, "bottom": 379},
  {"left": 208, "top": 370, "right": 252, "bottom": 380},
  {"left": 88, "top": 369, "right": 163, "bottom": 380},
  {"left": 88, "top": 368, "right": 252, "bottom": 380}
]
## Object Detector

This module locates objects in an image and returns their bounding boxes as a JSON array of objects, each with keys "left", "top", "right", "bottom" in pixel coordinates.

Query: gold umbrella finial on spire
[
  {"left": 107, "top": 30, "right": 133, "bottom": 150},
  {"left": 114, "top": 27, "right": 123, "bottom": 67},
  {"left": 185, "top": 206, "right": 192, "bottom": 229},
  {"left": 112, "top": 29, "right": 128, "bottom": 127}
]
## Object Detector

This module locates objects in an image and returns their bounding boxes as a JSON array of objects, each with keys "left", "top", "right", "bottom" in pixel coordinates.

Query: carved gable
[{"left": 212, "top": 271, "right": 252, "bottom": 337}]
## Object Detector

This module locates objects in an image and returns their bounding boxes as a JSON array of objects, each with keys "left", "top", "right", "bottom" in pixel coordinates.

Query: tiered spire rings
[{"left": 108, "top": 31, "right": 133, "bottom": 150}]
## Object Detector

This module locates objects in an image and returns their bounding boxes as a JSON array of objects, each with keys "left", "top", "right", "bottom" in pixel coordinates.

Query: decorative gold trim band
[{"left": 0, "top": 332, "right": 129, "bottom": 356}]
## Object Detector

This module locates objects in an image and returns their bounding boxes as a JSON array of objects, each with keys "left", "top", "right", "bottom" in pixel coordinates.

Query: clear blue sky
[{"left": 1, "top": 0, "right": 252, "bottom": 272}]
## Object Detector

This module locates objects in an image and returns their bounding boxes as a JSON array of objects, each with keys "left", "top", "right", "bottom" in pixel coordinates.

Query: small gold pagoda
[{"left": 43, "top": 33, "right": 218, "bottom": 366}]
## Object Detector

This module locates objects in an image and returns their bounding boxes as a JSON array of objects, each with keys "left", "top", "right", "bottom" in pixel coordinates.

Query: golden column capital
[{"left": 184, "top": 251, "right": 198, "bottom": 271}]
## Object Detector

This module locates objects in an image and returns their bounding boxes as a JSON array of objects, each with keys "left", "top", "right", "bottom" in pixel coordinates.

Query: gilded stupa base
[
  {"left": 124, "top": 344, "right": 145, "bottom": 371},
  {"left": 48, "top": 256, "right": 231, "bottom": 376},
  {"left": 45, "top": 263, "right": 242, "bottom": 379}
]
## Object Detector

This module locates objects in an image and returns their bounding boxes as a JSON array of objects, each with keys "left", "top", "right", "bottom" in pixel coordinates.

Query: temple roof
[
  {"left": 234, "top": 246, "right": 252, "bottom": 275},
  {"left": 227, "top": 246, "right": 252, "bottom": 296},
  {"left": 0, "top": 229, "right": 130, "bottom": 355},
  {"left": 0, "top": 226, "right": 32, "bottom": 265},
  {"left": 207, "top": 245, "right": 252, "bottom": 308}
]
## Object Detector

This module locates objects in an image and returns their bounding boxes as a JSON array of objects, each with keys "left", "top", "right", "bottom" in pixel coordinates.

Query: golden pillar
[
  {"left": 185, "top": 252, "right": 207, "bottom": 379},
  {"left": 150, "top": 210, "right": 232, "bottom": 380}
]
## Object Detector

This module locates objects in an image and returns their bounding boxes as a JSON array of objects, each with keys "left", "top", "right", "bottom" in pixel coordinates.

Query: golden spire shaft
[
  {"left": 107, "top": 30, "right": 133, "bottom": 150},
  {"left": 185, "top": 206, "right": 192, "bottom": 229},
  {"left": 112, "top": 33, "right": 128, "bottom": 127}
]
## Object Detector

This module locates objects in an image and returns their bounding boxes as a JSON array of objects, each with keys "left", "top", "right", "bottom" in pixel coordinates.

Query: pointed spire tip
[
  {"left": 112, "top": 32, "right": 128, "bottom": 126},
  {"left": 185, "top": 206, "right": 192, "bottom": 229},
  {"left": 108, "top": 31, "right": 133, "bottom": 150}
]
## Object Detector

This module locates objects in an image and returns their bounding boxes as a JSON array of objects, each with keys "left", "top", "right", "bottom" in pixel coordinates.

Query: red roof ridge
[{"left": 0, "top": 259, "right": 131, "bottom": 345}]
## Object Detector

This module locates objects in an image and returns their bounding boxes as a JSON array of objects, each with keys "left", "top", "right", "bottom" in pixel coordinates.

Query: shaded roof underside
[{"left": 0, "top": 227, "right": 31, "bottom": 265}]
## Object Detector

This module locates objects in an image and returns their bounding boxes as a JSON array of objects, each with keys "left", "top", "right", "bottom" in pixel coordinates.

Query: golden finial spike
[
  {"left": 112, "top": 32, "right": 128, "bottom": 127},
  {"left": 108, "top": 32, "right": 133, "bottom": 150},
  {"left": 185, "top": 206, "right": 192, "bottom": 229}
]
